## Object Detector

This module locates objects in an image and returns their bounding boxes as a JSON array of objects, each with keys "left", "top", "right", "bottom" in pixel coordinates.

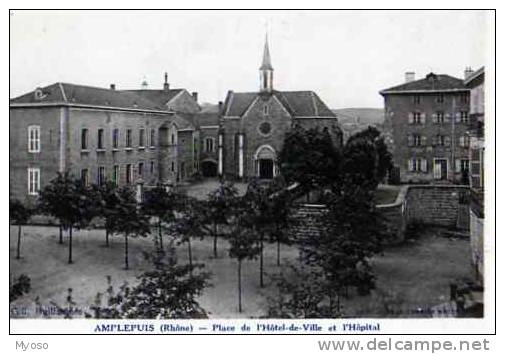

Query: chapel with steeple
[{"left": 218, "top": 34, "right": 342, "bottom": 180}]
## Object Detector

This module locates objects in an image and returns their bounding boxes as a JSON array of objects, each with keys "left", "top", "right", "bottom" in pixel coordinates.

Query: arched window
[{"left": 205, "top": 137, "right": 215, "bottom": 152}]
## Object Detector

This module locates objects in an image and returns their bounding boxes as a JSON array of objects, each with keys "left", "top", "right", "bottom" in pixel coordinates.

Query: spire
[
  {"left": 260, "top": 34, "right": 273, "bottom": 71},
  {"left": 259, "top": 33, "right": 274, "bottom": 93}
]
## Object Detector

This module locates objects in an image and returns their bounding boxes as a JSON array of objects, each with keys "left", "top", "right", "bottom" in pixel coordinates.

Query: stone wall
[
  {"left": 404, "top": 185, "right": 469, "bottom": 226},
  {"left": 292, "top": 185, "right": 470, "bottom": 244}
]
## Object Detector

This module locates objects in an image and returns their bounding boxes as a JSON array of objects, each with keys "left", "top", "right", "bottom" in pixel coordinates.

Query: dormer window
[{"left": 34, "top": 89, "right": 46, "bottom": 100}]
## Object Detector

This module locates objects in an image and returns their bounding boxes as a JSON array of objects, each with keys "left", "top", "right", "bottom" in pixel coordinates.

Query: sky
[{"left": 10, "top": 10, "right": 492, "bottom": 108}]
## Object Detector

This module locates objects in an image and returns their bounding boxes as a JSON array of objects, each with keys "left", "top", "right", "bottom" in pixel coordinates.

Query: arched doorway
[
  {"left": 254, "top": 145, "right": 276, "bottom": 179},
  {"left": 201, "top": 159, "right": 218, "bottom": 177}
]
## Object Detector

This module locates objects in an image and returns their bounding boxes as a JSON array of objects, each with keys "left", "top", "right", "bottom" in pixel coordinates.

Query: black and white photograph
[{"left": 8, "top": 9, "right": 495, "bottom": 336}]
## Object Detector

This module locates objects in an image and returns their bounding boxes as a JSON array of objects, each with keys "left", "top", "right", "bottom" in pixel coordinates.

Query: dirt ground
[{"left": 9, "top": 223, "right": 473, "bottom": 319}]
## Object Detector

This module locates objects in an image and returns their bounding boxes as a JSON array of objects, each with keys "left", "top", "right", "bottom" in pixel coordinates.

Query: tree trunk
[
  {"left": 238, "top": 259, "right": 242, "bottom": 313},
  {"left": 276, "top": 237, "right": 281, "bottom": 267},
  {"left": 124, "top": 234, "right": 129, "bottom": 270},
  {"left": 16, "top": 225, "right": 22, "bottom": 259},
  {"left": 259, "top": 232, "right": 264, "bottom": 288},
  {"left": 213, "top": 223, "right": 218, "bottom": 258},
  {"left": 68, "top": 226, "right": 73, "bottom": 264},
  {"left": 105, "top": 229, "right": 109, "bottom": 247},
  {"left": 187, "top": 237, "right": 193, "bottom": 272},
  {"left": 158, "top": 220, "right": 163, "bottom": 253},
  {"left": 59, "top": 225, "right": 63, "bottom": 244}
]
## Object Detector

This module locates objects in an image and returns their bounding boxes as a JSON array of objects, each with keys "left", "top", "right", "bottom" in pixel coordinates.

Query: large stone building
[
  {"left": 218, "top": 36, "right": 341, "bottom": 179},
  {"left": 380, "top": 71, "right": 472, "bottom": 183},
  {"left": 10, "top": 79, "right": 203, "bottom": 202},
  {"left": 465, "top": 67, "right": 485, "bottom": 281},
  {"left": 10, "top": 35, "right": 340, "bottom": 201}
]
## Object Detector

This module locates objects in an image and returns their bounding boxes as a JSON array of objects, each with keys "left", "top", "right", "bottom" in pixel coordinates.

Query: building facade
[
  {"left": 218, "top": 36, "right": 342, "bottom": 180},
  {"left": 10, "top": 36, "right": 342, "bottom": 200},
  {"left": 380, "top": 71, "right": 471, "bottom": 183},
  {"left": 465, "top": 67, "right": 485, "bottom": 281},
  {"left": 10, "top": 80, "right": 201, "bottom": 202}
]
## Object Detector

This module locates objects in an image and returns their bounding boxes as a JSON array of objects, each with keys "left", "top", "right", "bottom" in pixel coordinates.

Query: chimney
[
  {"left": 405, "top": 71, "right": 415, "bottom": 83},
  {"left": 163, "top": 72, "right": 169, "bottom": 92},
  {"left": 464, "top": 67, "right": 474, "bottom": 79},
  {"left": 218, "top": 101, "right": 223, "bottom": 114},
  {"left": 192, "top": 92, "right": 198, "bottom": 102},
  {"left": 110, "top": 84, "right": 116, "bottom": 90}
]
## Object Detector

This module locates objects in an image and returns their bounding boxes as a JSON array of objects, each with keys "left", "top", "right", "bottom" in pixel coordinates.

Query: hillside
[{"left": 332, "top": 108, "right": 384, "bottom": 125}]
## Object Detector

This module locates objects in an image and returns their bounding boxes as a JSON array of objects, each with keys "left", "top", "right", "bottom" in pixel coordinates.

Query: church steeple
[{"left": 259, "top": 34, "right": 273, "bottom": 93}]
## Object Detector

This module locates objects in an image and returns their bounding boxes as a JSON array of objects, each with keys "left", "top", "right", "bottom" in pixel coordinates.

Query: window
[
  {"left": 126, "top": 129, "right": 132, "bottom": 148},
  {"left": 150, "top": 129, "right": 156, "bottom": 148},
  {"left": 28, "top": 126, "right": 41, "bottom": 153},
  {"left": 81, "top": 128, "right": 89, "bottom": 150},
  {"left": 435, "top": 135, "right": 450, "bottom": 147},
  {"left": 459, "top": 135, "right": 470, "bottom": 148},
  {"left": 171, "top": 161, "right": 175, "bottom": 172},
  {"left": 460, "top": 111, "right": 469, "bottom": 123},
  {"left": 259, "top": 121, "right": 272, "bottom": 135},
  {"left": 113, "top": 165, "right": 120, "bottom": 187},
  {"left": 409, "top": 112, "right": 423, "bottom": 124},
  {"left": 171, "top": 133, "right": 176, "bottom": 145},
  {"left": 150, "top": 161, "right": 155, "bottom": 174},
  {"left": 408, "top": 158, "right": 427, "bottom": 173},
  {"left": 205, "top": 137, "right": 214, "bottom": 152},
  {"left": 461, "top": 94, "right": 469, "bottom": 103},
  {"left": 97, "top": 129, "right": 105, "bottom": 150},
  {"left": 413, "top": 134, "right": 422, "bottom": 146},
  {"left": 126, "top": 164, "right": 132, "bottom": 184},
  {"left": 434, "top": 111, "right": 445, "bottom": 124},
  {"left": 413, "top": 95, "right": 421, "bottom": 104},
  {"left": 80, "top": 168, "right": 89, "bottom": 186},
  {"left": 263, "top": 105, "right": 269, "bottom": 116},
  {"left": 460, "top": 159, "right": 470, "bottom": 173},
  {"left": 138, "top": 162, "right": 144, "bottom": 178},
  {"left": 112, "top": 128, "right": 119, "bottom": 149},
  {"left": 436, "top": 93, "right": 444, "bottom": 103},
  {"left": 27, "top": 168, "right": 40, "bottom": 195},
  {"left": 97, "top": 166, "right": 105, "bottom": 186},
  {"left": 139, "top": 128, "right": 145, "bottom": 148}
]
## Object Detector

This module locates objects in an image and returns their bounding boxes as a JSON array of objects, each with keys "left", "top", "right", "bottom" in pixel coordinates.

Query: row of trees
[{"left": 10, "top": 172, "right": 295, "bottom": 313}]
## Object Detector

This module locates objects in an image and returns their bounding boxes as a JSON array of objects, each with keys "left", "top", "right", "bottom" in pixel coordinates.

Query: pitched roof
[
  {"left": 121, "top": 89, "right": 184, "bottom": 107},
  {"left": 380, "top": 73, "right": 468, "bottom": 94},
  {"left": 171, "top": 114, "right": 195, "bottom": 130},
  {"left": 193, "top": 112, "right": 220, "bottom": 127},
  {"left": 223, "top": 92, "right": 258, "bottom": 116},
  {"left": 222, "top": 90, "right": 335, "bottom": 118},
  {"left": 10, "top": 82, "right": 166, "bottom": 111}
]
